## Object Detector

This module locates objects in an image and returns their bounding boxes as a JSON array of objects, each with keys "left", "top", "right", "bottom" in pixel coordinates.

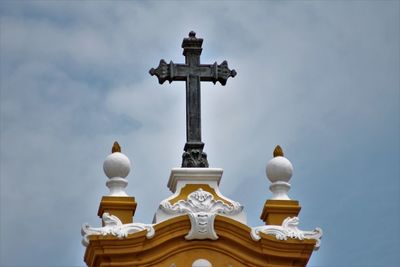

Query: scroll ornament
[
  {"left": 81, "top": 213, "right": 155, "bottom": 246},
  {"left": 251, "top": 217, "right": 323, "bottom": 250}
]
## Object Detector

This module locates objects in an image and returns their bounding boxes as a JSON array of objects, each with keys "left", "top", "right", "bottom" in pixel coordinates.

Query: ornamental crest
[
  {"left": 160, "top": 188, "right": 242, "bottom": 215},
  {"left": 160, "top": 188, "right": 243, "bottom": 240}
]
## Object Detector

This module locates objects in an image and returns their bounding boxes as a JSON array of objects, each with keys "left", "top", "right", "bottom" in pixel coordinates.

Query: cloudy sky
[{"left": 0, "top": 1, "right": 399, "bottom": 266}]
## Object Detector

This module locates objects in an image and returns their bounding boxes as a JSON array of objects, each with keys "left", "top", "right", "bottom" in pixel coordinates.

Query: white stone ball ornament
[
  {"left": 103, "top": 142, "right": 131, "bottom": 197},
  {"left": 266, "top": 146, "right": 293, "bottom": 200},
  {"left": 103, "top": 152, "right": 131, "bottom": 179},
  {"left": 266, "top": 156, "right": 293, "bottom": 183}
]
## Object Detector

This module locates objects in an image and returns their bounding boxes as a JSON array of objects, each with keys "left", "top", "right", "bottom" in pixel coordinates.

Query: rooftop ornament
[
  {"left": 266, "top": 145, "right": 294, "bottom": 200},
  {"left": 149, "top": 31, "right": 236, "bottom": 168},
  {"left": 250, "top": 145, "right": 323, "bottom": 251},
  {"left": 103, "top": 141, "right": 131, "bottom": 196}
]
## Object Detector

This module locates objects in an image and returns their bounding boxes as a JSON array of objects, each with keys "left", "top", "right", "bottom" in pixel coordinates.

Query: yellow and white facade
[{"left": 81, "top": 144, "right": 322, "bottom": 267}]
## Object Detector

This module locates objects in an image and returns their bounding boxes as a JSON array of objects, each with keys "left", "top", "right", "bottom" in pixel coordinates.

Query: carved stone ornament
[
  {"left": 250, "top": 217, "right": 323, "bottom": 250},
  {"left": 186, "top": 212, "right": 218, "bottom": 240},
  {"left": 81, "top": 213, "right": 155, "bottom": 246},
  {"left": 182, "top": 148, "right": 209, "bottom": 168},
  {"left": 160, "top": 188, "right": 243, "bottom": 240}
]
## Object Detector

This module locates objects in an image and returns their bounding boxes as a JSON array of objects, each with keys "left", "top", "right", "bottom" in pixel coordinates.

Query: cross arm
[{"left": 149, "top": 60, "right": 236, "bottom": 85}]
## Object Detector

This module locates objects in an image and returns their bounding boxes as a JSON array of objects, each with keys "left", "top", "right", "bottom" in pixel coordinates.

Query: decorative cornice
[
  {"left": 81, "top": 213, "right": 155, "bottom": 246},
  {"left": 250, "top": 217, "right": 323, "bottom": 250},
  {"left": 167, "top": 168, "right": 223, "bottom": 193},
  {"left": 160, "top": 188, "right": 243, "bottom": 240}
]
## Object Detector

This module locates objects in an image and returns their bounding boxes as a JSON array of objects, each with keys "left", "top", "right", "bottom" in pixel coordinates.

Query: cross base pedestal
[{"left": 182, "top": 142, "right": 209, "bottom": 168}]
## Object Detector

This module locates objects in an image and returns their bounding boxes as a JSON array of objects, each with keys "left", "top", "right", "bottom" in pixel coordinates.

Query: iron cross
[{"left": 149, "top": 31, "right": 236, "bottom": 167}]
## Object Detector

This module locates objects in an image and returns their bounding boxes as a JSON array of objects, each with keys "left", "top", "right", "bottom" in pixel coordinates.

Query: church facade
[{"left": 81, "top": 32, "right": 322, "bottom": 267}]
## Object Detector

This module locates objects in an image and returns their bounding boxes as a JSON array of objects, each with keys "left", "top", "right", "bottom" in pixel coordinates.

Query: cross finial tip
[{"left": 189, "top": 31, "right": 196, "bottom": 38}]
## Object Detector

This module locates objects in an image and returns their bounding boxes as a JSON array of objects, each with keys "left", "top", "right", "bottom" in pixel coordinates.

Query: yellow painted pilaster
[
  {"left": 260, "top": 199, "right": 301, "bottom": 225},
  {"left": 97, "top": 196, "right": 137, "bottom": 225}
]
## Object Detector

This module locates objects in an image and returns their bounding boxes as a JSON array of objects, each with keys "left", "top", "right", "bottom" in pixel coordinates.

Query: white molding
[
  {"left": 81, "top": 213, "right": 155, "bottom": 246},
  {"left": 250, "top": 217, "right": 323, "bottom": 250},
  {"left": 167, "top": 168, "right": 223, "bottom": 193},
  {"left": 160, "top": 188, "right": 243, "bottom": 240}
]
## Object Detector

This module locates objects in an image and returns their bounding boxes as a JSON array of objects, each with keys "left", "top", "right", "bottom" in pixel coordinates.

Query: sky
[{"left": 0, "top": 1, "right": 399, "bottom": 266}]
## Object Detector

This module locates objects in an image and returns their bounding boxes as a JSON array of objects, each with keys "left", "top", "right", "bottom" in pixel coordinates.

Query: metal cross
[{"left": 149, "top": 31, "right": 236, "bottom": 167}]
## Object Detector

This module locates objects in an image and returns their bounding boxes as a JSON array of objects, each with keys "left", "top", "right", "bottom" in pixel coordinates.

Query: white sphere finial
[
  {"left": 103, "top": 142, "right": 131, "bottom": 196},
  {"left": 266, "top": 145, "right": 293, "bottom": 200},
  {"left": 103, "top": 142, "right": 131, "bottom": 179}
]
